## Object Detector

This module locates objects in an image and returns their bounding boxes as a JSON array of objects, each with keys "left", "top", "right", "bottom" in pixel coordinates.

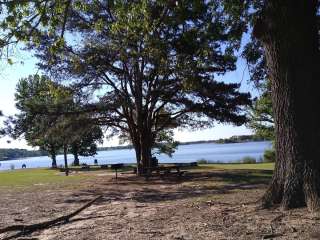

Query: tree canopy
[
  {"left": 4, "top": 74, "right": 104, "bottom": 167},
  {"left": 4, "top": 75, "right": 69, "bottom": 167},
  {"left": 20, "top": 0, "right": 251, "bottom": 173}
]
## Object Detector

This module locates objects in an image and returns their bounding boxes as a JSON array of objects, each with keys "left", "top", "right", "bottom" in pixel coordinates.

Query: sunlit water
[{"left": 0, "top": 141, "right": 272, "bottom": 171}]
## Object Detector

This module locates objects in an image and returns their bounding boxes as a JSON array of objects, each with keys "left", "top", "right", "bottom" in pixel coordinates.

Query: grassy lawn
[
  {"left": 0, "top": 163, "right": 274, "bottom": 188},
  {"left": 193, "top": 163, "right": 274, "bottom": 186},
  {"left": 0, "top": 168, "right": 88, "bottom": 188},
  {"left": 198, "top": 162, "right": 274, "bottom": 170}
]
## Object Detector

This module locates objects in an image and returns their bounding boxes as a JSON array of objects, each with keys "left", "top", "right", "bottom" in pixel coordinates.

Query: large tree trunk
[
  {"left": 140, "top": 133, "right": 152, "bottom": 175},
  {"left": 132, "top": 131, "right": 152, "bottom": 176},
  {"left": 254, "top": 0, "right": 320, "bottom": 211}
]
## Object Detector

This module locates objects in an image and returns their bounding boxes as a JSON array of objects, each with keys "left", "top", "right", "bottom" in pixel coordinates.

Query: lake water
[{"left": 0, "top": 141, "right": 272, "bottom": 171}]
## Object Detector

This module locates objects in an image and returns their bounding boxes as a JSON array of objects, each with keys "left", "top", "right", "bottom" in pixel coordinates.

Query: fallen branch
[
  {"left": 0, "top": 195, "right": 103, "bottom": 236},
  {"left": 262, "top": 233, "right": 283, "bottom": 239}
]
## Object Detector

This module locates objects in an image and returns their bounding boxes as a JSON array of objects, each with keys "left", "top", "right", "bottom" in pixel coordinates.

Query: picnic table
[
  {"left": 143, "top": 165, "right": 188, "bottom": 180},
  {"left": 110, "top": 163, "right": 124, "bottom": 179}
]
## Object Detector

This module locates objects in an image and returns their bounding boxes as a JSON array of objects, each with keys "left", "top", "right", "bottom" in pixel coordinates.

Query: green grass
[
  {"left": 192, "top": 163, "right": 274, "bottom": 185},
  {"left": 0, "top": 163, "right": 274, "bottom": 188},
  {"left": 198, "top": 162, "right": 274, "bottom": 171},
  {"left": 0, "top": 168, "right": 87, "bottom": 188}
]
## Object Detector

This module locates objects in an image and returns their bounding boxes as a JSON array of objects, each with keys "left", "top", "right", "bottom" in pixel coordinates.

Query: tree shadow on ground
[{"left": 63, "top": 169, "right": 272, "bottom": 205}]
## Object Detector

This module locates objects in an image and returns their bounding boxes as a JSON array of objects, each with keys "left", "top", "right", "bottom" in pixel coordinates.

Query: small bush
[
  {"left": 241, "top": 156, "right": 256, "bottom": 164},
  {"left": 263, "top": 149, "right": 275, "bottom": 163},
  {"left": 197, "top": 159, "right": 209, "bottom": 164}
]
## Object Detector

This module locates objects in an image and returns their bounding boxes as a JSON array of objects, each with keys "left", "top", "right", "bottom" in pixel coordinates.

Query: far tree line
[{"left": 0, "top": 148, "right": 47, "bottom": 161}]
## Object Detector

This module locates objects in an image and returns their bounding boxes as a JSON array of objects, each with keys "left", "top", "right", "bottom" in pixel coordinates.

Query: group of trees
[
  {"left": 0, "top": 0, "right": 319, "bottom": 211},
  {"left": 2, "top": 1, "right": 252, "bottom": 174},
  {"left": 4, "top": 75, "right": 103, "bottom": 171}
]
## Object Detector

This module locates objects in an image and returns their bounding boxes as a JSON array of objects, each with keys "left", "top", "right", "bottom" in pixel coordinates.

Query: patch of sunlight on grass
[
  {"left": 198, "top": 162, "right": 274, "bottom": 171},
  {"left": 0, "top": 168, "right": 87, "bottom": 187}
]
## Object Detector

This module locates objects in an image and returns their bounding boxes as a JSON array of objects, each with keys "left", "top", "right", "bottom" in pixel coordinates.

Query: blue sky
[{"left": 0, "top": 48, "right": 257, "bottom": 149}]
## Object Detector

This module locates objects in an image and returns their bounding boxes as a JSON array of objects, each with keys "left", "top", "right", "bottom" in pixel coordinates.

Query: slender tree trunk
[
  {"left": 63, "top": 145, "right": 69, "bottom": 176},
  {"left": 254, "top": 0, "right": 320, "bottom": 211},
  {"left": 73, "top": 151, "right": 80, "bottom": 166},
  {"left": 51, "top": 153, "right": 57, "bottom": 169}
]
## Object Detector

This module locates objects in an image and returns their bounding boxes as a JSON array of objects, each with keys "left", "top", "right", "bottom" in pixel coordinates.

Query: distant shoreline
[{"left": 97, "top": 135, "right": 269, "bottom": 151}]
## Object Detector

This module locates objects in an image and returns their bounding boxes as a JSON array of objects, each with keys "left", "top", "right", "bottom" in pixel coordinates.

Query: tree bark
[
  {"left": 254, "top": 0, "right": 320, "bottom": 211},
  {"left": 140, "top": 132, "right": 152, "bottom": 175},
  {"left": 132, "top": 130, "right": 153, "bottom": 176}
]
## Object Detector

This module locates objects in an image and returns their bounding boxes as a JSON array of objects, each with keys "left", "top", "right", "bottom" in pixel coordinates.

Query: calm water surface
[{"left": 0, "top": 141, "right": 272, "bottom": 171}]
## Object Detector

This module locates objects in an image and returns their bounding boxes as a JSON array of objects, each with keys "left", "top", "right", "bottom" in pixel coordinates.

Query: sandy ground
[{"left": 1, "top": 170, "right": 320, "bottom": 240}]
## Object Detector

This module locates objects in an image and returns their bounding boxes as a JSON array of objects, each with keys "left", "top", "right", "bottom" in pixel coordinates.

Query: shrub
[
  {"left": 241, "top": 156, "right": 256, "bottom": 164},
  {"left": 263, "top": 149, "right": 276, "bottom": 163}
]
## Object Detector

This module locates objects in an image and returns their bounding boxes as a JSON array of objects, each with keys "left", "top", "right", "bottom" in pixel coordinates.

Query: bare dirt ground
[{"left": 1, "top": 169, "right": 320, "bottom": 240}]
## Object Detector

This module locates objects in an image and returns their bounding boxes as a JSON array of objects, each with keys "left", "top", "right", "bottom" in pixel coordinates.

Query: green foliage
[
  {"left": 153, "top": 130, "right": 178, "bottom": 157},
  {"left": 248, "top": 81, "right": 274, "bottom": 140},
  {"left": 69, "top": 120, "right": 103, "bottom": 164},
  {"left": 0, "top": 0, "right": 74, "bottom": 57},
  {"left": 4, "top": 75, "right": 69, "bottom": 165},
  {"left": 263, "top": 149, "right": 275, "bottom": 163},
  {"left": 4, "top": 74, "right": 103, "bottom": 166}
]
